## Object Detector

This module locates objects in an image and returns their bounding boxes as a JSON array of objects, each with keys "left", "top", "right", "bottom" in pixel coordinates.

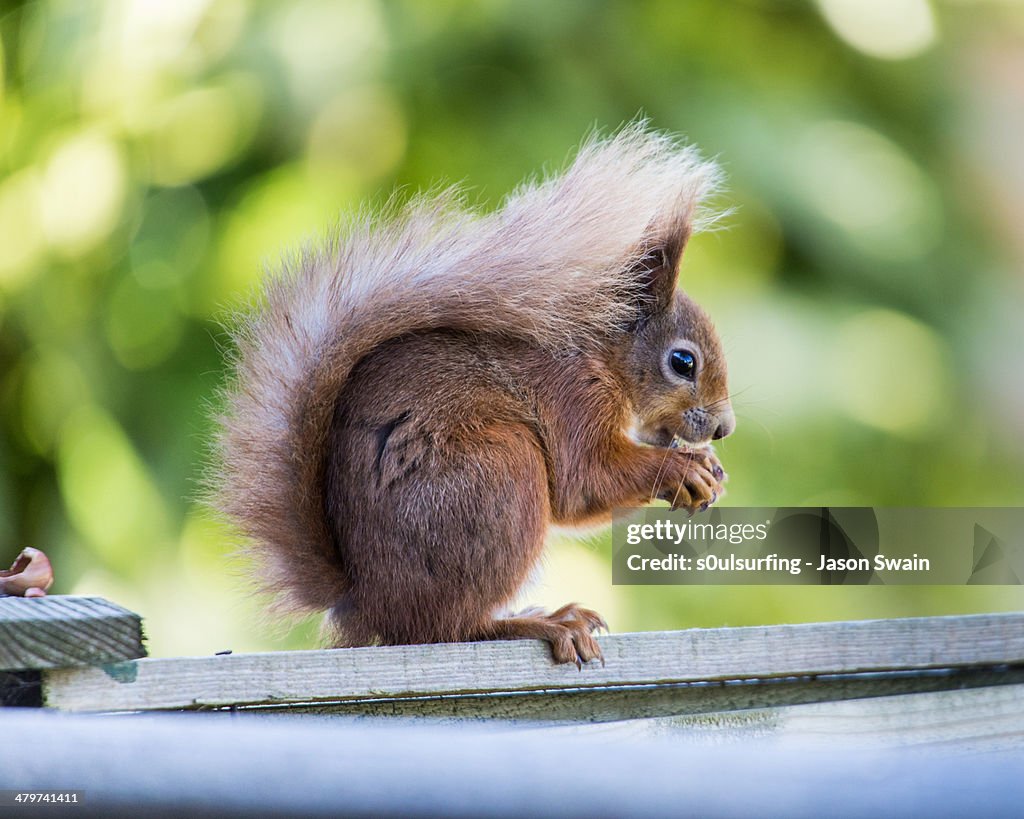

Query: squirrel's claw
[{"left": 546, "top": 603, "right": 606, "bottom": 667}]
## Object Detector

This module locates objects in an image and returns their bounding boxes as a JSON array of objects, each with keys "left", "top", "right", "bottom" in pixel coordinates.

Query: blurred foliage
[{"left": 1, "top": 0, "right": 1023, "bottom": 655}]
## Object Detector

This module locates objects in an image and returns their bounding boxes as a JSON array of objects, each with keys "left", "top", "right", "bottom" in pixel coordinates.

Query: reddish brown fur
[
  {"left": 215, "top": 125, "right": 733, "bottom": 665},
  {"left": 321, "top": 242, "right": 733, "bottom": 663}
]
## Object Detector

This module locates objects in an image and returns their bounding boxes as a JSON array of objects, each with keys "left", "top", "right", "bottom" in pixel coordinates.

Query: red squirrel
[{"left": 216, "top": 124, "right": 735, "bottom": 666}]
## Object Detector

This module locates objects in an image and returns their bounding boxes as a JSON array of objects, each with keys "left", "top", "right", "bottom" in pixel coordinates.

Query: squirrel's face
[{"left": 627, "top": 290, "right": 735, "bottom": 448}]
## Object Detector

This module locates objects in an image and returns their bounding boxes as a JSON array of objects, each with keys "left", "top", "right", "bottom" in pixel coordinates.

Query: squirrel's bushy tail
[{"left": 215, "top": 122, "right": 721, "bottom": 616}]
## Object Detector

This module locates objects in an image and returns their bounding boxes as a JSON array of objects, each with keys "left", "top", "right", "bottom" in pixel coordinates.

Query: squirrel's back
[{"left": 215, "top": 123, "right": 721, "bottom": 618}]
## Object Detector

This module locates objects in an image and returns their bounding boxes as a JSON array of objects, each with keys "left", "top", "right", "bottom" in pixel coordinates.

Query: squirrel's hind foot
[{"left": 485, "top": 603, "right": 607, "bottom": 669}]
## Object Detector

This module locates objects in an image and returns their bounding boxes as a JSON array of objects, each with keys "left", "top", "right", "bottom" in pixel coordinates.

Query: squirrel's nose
[{"left": 712, "top": 408, "right": 736, "bottom": 440}]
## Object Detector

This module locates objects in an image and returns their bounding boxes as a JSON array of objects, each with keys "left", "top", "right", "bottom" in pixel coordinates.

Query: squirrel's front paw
[{"left": 657, "top": 445, "right": 727, "bottom": 513}]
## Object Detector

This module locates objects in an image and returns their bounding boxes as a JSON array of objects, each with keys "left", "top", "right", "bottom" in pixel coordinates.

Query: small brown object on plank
[{"left": 0, "top": 547, "right": 54, "bottom": 597}]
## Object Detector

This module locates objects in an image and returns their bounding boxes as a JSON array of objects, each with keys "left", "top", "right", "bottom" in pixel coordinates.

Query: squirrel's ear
[{"left": 632, "top": 223, "right": 691, "bottom": 318}]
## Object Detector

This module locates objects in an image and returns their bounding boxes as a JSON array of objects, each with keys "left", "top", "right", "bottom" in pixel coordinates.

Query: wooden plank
[
  {"left": 0, "top": 596, "right": 146, "bottom": 671},
  {"left": 237, "top": 666, "right": 1024, "bottom": 720},
  {"left": 535, "top": 683, "right": 1024, "bottom": 753},
  {"left": 42, "top": 611, "right": 1024, "bottom": 712},
  {"left": 1, "top": 707, "right": 1022, "bottom": 817}
]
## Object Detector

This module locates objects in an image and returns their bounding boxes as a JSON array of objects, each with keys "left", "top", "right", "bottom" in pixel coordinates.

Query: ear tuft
[{"left": 632, "top": 220, "right": 692, "bottom": 319}]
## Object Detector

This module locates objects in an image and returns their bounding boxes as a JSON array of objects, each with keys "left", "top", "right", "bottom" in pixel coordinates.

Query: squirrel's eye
[{"left": 669, "top": 349, "right": 696, "bottom": 380}]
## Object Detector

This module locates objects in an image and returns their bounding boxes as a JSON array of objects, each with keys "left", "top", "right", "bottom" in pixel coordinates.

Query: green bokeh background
[{"left": 1, "top": 0, "right": 1022, "bottom": 655}]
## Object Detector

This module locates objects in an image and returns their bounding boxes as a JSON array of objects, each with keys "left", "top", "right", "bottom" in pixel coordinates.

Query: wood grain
[
  {"left": 236, "top": 667, "right": 1024, "bottom": 720},
  {"left": 540, "top": 683, "right": 1024, "bottom": 753},
  {"left": 42, "top": 611, "right": 1024, "bottom": 712},
  {"left": 0, "top": 595, "right": 146, "bottom": 671}
]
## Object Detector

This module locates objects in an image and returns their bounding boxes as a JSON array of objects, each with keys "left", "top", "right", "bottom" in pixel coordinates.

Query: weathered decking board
[
  {"left": 237, "top": 666, "right": 1024, "bottom": 721},
  {"left": 8, "top": 603, "right": 1022, "bottom": 816},
  {"left": 41, "top": 611, "right": 1024, "bottom": 712},
  {"left": 542, "top": 683, "right": 1024, "bottom": 753},
  {"left": 1, "top": 705, "right": 1021, "bottom": 818},
  {"left": 0, "top": 596, "right": 146, "bottom": 671}
]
